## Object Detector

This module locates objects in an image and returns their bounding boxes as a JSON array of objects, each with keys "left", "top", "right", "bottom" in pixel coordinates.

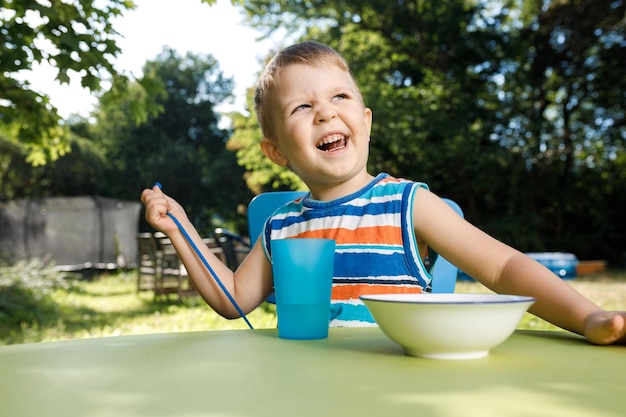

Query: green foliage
[
  {"left": 0, "top": 122, "right": 108, "bottom": 199},
  {"left": 233, "top": 0, "right": 626, "bottom": 264},
  {"left": 0, "top": 271, "right": 277, "bottom": 345},
  {"left": 2, "top": 0, "right": 625, "bottom": 266},
  {"left": 227, "top": 89, "right": 307, "bottom": 193},
  {"left": 0, "top": 260, "right": 72, "bottom": 342},
  {"left": 0, "top": 0, "right": 220, "bottom": 165},
  {"left": 1, "top": 39, "right": 253, "bottom": 235},
  {"left": 94, "top": 47, "right": 254, "bottom": 234},
  {"left": 0, "top": 0, "right": 135, "bottom": 163}
]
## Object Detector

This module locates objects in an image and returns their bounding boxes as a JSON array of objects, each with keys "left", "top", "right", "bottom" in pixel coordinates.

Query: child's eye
[
  {"left": 292, "top": 103, "right": 311, "bottom": 113},
  {"left": 332, "top": 94, "right": 348, "bottom": 102}
]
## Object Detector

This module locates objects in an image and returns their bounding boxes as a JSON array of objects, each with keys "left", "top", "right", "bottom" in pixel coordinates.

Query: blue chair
[
  {"left": 247, "top": 191, "right": 463, "bottom": 294},
  {"left": 248, "top": 191, "right": 307, "bottom": 304},
  {"left": 247, "top": 191, "right": 308, "bottom": 244},
  {"left": 429, "top": 198, "right": 464, "bottom": 293}
]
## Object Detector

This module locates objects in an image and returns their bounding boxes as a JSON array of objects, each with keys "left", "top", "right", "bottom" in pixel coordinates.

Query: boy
[{"left": 142, "top": 41, "right": 625, "bottom": 345}]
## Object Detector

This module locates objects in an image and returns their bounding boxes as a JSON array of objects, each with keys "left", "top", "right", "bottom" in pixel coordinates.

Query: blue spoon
[{"left": 153, "top": 182, "right": 253, "bottom": 329}]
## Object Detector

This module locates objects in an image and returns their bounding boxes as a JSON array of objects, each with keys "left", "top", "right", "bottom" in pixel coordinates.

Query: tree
[
  {"left": 227, "top": 84, "right": 306, "bottom": 194},
  {"left": 231, "top": 0, "right": 626, "bottom": 264},
  {"left": 0, "top": 0, "right": 218, "bottom": 165},
  {"left": 477, "top": 0, "right": 626, "bottom": 261},
  {"left": 0, "top": 115, "right": 107, "bottom": 200},
  {"left": 95, "top": 47, "right": 253, "bottom": 234},
  {"left": 236, "top": 0, "right": 521, "bottom": 201}
]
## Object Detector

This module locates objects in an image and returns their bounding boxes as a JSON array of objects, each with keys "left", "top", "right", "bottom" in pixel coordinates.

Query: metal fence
[{"left": 0, "top": 196, "right": 141, "bottom": 271}]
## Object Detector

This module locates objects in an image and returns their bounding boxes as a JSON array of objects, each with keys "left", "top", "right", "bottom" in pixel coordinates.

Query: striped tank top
[{"left": 262, "top": 173, "right": 432, "bottom": 327}]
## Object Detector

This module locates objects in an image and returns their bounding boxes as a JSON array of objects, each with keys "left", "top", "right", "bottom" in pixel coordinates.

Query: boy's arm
[
  {"left": 412, "top": 187, "right": 626, "bottom": 345},
  {"left": 141, "top": 186, "right": 273, "bottom": 318}
]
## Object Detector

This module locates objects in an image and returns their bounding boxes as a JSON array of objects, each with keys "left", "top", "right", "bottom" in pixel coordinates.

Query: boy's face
[{"left": 261, "top": 63, "right": 373, "bottom": 197}]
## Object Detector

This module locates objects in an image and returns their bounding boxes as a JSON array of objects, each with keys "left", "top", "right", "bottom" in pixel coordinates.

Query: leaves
[
  {"left": 0, "top": 0, "right": 136, "bottom": 163},
  {"left": 94, "top": 46, "right": 253, "bottom": 234},
  {"left": 232, "top": 0, "right": 626, "bottom": 264},
  {"left": 227, "top": 88, "right": 306, "bottom": 194}
]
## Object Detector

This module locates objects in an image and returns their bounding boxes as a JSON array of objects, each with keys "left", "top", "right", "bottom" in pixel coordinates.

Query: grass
[
  {"left": 2, "top": 271, "right": 277, "bottom": 345},
  {"left": 456, "top": 270, "right": 626, "bottom": 331},
  {"left": 2, "top": 269, "right": 625, "bottom": 345}
]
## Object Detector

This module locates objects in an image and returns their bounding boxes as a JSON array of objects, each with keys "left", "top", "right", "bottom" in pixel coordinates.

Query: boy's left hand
[{"left": 584, "top": 311, "right": 626, "bottom": 345}]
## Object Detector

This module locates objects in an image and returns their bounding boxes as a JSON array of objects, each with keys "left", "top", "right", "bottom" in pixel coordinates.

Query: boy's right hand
[{"left": 140, "top": 185, "right": 186, "bottom": 235}]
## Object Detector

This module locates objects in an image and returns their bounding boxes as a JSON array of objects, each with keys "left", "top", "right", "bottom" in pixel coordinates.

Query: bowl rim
[{"left": 359, "top": 293, "right": 536, "bottom": 305}]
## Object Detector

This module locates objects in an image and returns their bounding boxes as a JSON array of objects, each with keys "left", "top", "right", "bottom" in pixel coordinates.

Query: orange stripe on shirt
[
  {"left": 378, "top": 176, "right": 404, "bottom": 185},
  {"left": 293, "top": 226, "right": 401, "bottom": 245},
  {"left": 331, "top": 283, "right": 423, "bottom": 301}
]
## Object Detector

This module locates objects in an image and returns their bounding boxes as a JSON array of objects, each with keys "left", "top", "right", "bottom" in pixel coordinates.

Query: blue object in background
[
  {"left": 526, "top": 252, "right": 578, "bottom": 279},
  {"left": 459, "top": 252, "right": 579, "bottom": 281}
]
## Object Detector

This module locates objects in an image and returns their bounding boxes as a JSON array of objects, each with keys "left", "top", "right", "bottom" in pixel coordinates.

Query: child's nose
[{"left": 315, "top": 105, "right": 337, "bottom": 123}]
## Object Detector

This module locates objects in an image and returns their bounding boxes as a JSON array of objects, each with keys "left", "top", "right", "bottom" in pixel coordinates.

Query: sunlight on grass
[
  {"left": 10, "top": 271, "right": 276, "bottom": 345},
  {"left": 455, "top": 271, "right": 626, "bottom": 332},
  {"left": 3, "top": 270, "right": 625, "bottom": 345}
]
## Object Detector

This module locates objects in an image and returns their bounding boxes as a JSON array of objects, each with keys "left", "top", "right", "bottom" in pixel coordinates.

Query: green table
[{"left": 0, "top": 328, "right": 623, "bottom": 417}]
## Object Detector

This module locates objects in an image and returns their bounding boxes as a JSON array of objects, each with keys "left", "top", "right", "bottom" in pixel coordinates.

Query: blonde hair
[{"left": 254, "top": 41, "right": 360, "bottom": 138}]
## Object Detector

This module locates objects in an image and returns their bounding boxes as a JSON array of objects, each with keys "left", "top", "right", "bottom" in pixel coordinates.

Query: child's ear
[
  {"left": 364, "top": 107, "right": 373, "bottom": 138},
  {"left": 260, "top": 138, "right": 289, "bottom": 166}
]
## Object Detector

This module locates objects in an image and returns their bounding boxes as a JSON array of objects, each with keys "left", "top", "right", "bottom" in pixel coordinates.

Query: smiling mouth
[{"left": 316, "top": 134, "right": 347, "bottom": 152}]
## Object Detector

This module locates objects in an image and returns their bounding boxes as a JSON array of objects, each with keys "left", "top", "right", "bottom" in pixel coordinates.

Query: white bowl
[{"left": 360, "top": 293, "right": 535, "bottom": 360}]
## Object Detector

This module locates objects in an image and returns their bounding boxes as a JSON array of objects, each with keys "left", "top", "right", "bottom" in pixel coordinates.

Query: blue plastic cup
[{"left": 270, "top": 238, "right": 335, "bottom": 340}]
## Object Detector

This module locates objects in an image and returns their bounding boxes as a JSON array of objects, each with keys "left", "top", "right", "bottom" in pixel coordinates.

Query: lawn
[
  {"left": 2, "top": 269, "right": 625, "bottom": 345},
  {"left": 2, "top": 270, "right": 277, "bottom": 345},
  {"left": 456, "top": 271, "right": 626, "bottom": 331}
]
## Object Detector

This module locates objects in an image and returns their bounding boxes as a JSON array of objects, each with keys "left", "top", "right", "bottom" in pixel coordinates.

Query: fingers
[
  {"left": 140, "top": 184, "right": 172, "bottom": 228},
  {"left": 141, "top": 183, "right": 164, "bottom": 204},
  {"left": 602, "top": 314, "right": 626, "bottom": 345},
  {"left": 585, "top": 311, "right": 626, "bottom": 345},
  {"left": 609, "top": 314, "right": 626, "bottom": 344}
]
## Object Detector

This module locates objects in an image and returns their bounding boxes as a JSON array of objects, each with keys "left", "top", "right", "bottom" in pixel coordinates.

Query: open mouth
[{"left": 316, "top": 134, "right": 347, "bottom": 152}]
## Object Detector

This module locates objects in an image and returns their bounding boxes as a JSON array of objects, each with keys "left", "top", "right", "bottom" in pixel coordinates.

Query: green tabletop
[{"left": 0, "top": 328, "right": 623, "bottom": 417}]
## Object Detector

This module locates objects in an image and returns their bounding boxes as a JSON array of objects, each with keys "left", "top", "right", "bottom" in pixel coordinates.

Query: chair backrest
[
  {"left": 247, "top": 191, "right": 308, "bottom": 244},
  {"left": 136, "top": 232, "right": 159, "bottom": 266},
  {"left": 246, "top": 191, "right": 463, "bottom": 294}
]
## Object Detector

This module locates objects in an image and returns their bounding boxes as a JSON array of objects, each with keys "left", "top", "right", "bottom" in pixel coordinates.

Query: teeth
[{"left": 317, "top": 134, "right": 344, "bottom": 147}]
